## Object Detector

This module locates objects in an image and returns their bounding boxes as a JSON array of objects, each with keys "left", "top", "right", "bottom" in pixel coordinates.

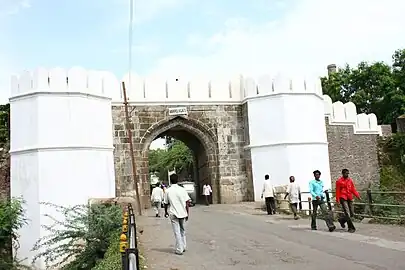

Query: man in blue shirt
[{"left": 309, "top": 170, "right": 336, "bottom": 232}]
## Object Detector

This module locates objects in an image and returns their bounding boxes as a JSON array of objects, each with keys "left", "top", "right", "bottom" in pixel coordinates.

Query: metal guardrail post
[
  {"left": 367, "top": 189, "right": 374, "bottom": 216},
  {"left": 120, "top": 233, "right": 128, "bottom": 270},
  {"left": 298, "top": 192, "right": 302, "bottom": 211},
  {"left": 274, "top": 189, "right": 405, "bottom": 222},
  {"left": 325, "top": 190, "right": 332, "bottom": 211},
  {"left": 121, "top": 203, "right": 140, "bottom": 270}
]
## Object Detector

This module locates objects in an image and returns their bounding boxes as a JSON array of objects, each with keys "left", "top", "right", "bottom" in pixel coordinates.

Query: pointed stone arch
[{"left": 139, "top": 116, "right": 221, "bottom": 204}]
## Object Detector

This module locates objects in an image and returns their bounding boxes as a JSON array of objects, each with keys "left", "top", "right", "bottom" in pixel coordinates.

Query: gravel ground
[{"left": 138, "top": 204, "right": 405, "bottom": 270}]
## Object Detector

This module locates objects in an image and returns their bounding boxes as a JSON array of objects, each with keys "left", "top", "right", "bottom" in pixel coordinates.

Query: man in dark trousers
[
  {"left": 309, "top": 170, "right": 336, "bottom": 232},
  {"left": 336, "top": 168, "right": 360, "bottom": 233},
  {"left": 261, "top": 174, "right": 276, "bottom": 215}
]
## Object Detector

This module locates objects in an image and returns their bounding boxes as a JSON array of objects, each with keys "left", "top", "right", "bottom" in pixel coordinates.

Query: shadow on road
[{"left": 151, "top": 247, "right": 175, "bottom": 254}]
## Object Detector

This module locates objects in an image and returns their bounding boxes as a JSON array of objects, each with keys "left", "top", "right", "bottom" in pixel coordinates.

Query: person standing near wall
[
  {"left": 261, "top": 174, "right": 276, "bottom": 215},
  {"left": 151, "top": 183, "right": 164, "bottom": 217},
  {"left": 284, "top": 176, "right": 301, "bottom": 220},
  {"left": 164, "top": 173, "right": 191, "bottom": 255},
  {"left": 336, "top": 169, "right": 360, "bottom": 233},
  {"left": 202, "top": 182, "right": 212, "bottom": 206},
  {"left": 309, "top": 170, "right": 336, "bottom": 232}
]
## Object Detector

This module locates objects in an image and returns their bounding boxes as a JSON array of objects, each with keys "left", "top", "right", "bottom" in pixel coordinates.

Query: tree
[
  {"left": 321, "top": 49, "right": 405, "bottom": 124},
  {"left": 0, "top": 104, "right": 9, "bottom": 147},
  {"left": 32, "top": 203, "right": 122, "bottom": 269},
  {"left": 161, "top": 140, "right": 194, "bottom": 173},
  {"left": 148, "top": 139, "right": 194, "bottom": 182}
]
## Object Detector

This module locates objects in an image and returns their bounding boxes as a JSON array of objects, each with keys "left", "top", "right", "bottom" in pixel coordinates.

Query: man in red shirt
[{"left": 335, "top": 169, "right": 360, "bottom": 233}]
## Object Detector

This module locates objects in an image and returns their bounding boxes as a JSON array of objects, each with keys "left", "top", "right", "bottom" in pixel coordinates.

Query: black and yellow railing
[
  {"left": 120, "top": 203, "right": 140, "bottom": 270},
  {"left": 274, "top": 189, "right": 405, "bottom": 222}
]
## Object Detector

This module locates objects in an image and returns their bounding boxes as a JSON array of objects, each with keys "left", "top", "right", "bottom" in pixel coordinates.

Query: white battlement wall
[
  {"left": 243, "top": 75, "right": 332, "bottom": 208},
  {"left": 243, "top": 75, "right": 383, "bottom": 206},
  {"left": 8, "top": 67, "right": 385, "bottom": 263},
  {"left": 10, "top": 67, "right": 116, "bottom": 268},
  {"left": 323, "top": 95, "right": 382, "bottom": 135}
]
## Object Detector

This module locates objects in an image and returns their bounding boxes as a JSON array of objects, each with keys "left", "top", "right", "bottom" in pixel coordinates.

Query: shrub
[
  {"left": 0, "top": 197, "right": 27, "bottom": 269},
  {"left": 92, "top": 230, "right": 121, "bottom": 270},
  {"left": 379, "top": 133, "right": 405, "bottom": 190},
  {"left": 32, "top": 202, "right": 122, "bottom": 269},
  {"left": 93, "top": 230, "right": 147, "bottom": 270}
]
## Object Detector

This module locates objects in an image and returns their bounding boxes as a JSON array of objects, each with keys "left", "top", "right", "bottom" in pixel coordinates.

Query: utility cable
[{"left": 128, "top": 0, "right": 134, "bottom": 90}]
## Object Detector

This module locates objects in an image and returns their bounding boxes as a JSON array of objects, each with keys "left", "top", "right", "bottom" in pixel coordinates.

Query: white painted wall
[
  {"left": 245, "top": 75, "right": 331, "bottom": 203},
  {"left": 10, "top": 67, "right": 116, "bottom": 268}
]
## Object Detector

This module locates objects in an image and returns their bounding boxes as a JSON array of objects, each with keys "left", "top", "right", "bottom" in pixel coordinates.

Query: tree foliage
[
  {"left": 0, "top": 197, "right": 28, "bottom": 269},
  {"left": 378, "top": 133, "right": 405, "bottom": 190},
  {"left": 32, "top": 203, "right": 122, "bottom": 269},
  {"left": 149, "top": 138, "right": 194, "bottom": 181},
  {"left": 321, "top": 48, "right": 405, "bottom": 124},
  {"left": 0, "top": 104, "right": 9, "bottom": 147}
]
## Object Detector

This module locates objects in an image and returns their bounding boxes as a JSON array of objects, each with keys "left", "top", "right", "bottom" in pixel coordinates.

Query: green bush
[
  {"left": 0, "top": 197, "right": 28, "bottom": 269},
  {"left": 32, "top": 203, "right": 122, "bottom": 269},
  {"left": 92, "top": 230, "right": 121, "bottom": 270},
  {"left": 374, "top": 133, "right": 405, "bottom": 222},
  {"left": 93, "top": 230, "right": 147, "bottom": 270},
  {"left": 379, "top": 133, "right": 405, "bottom": 190}
]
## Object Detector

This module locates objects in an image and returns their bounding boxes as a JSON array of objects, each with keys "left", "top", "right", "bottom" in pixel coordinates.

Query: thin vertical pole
[{"left": 122, "top": 82, "right": 142, "bottom": 216}]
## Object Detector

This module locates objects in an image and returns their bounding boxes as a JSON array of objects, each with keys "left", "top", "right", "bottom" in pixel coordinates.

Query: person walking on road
[
  {"left": 261, "top": 174, "right": 276, "bottom": 215},
  {"left": 164, "top": 173, "right": 191, "bottom": 255},
  {"left": 336, "top": 169, "right": 360, "bottom": 233},
  {"left": 284, "top": 176, "right": 301, "bottom": 220},
  {"left": 151, "top": 183, "right": 164, "bottom": 217},
  {"left": 202, "top": 182, "right": 213, "bottom": 206},
  {"left": 309, "top": 170, "right": 336, "bottom": 232}
]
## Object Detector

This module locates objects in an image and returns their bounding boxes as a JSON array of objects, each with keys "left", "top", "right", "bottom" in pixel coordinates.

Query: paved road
[{"left": 138, "top": 203, "right": 405, "bottom": 270}]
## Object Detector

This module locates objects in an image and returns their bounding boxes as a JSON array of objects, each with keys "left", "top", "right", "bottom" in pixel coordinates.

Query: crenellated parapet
[
  {"left": 10, "top": 67, "right": 121, "bottom": 101},
  {"left": 8, "top": 67, "right": 383, "bottom": 136},
  {"left": 242, "top": 74, "right": 323, "bottom": 99},
  {"left": 323, "top": 95, "right": 382, "bottom": 135},
  {"left": 10, "top": 68, "right": 324, "bottom": 104},
  {"left": 9, "top": 67, "right": 244, "bottom": 103}
]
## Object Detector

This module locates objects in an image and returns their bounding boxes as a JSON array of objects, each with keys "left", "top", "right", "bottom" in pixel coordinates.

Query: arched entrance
[{"left": 140, "top": 116, "right": 220, "bottom": 205}]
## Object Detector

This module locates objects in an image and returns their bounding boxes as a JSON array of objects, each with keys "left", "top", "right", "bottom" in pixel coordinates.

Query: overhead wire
[{"left": 128, "top": 0, "right": 134, "bottom": 91}]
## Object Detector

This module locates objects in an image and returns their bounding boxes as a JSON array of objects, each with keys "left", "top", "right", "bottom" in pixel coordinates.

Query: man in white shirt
[
  {"left": 284, "top": 176, "right": 301, "bottom": 220},
  {"left": 164, "top": 174, "right": 191, "bottom": 255},
  {"left": 151, "top": 183, "right": 164, "bottom": 217},
  {"left": 261, "top": 174, "right": 276, "bottom": 215},
  {"left": 202, "top": 182, "right": 212, "bottom": 206}
]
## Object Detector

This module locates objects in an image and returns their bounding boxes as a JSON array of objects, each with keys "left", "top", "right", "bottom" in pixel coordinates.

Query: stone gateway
[{"left": 8, "top": 67, "right": 390, "bottom": 267}]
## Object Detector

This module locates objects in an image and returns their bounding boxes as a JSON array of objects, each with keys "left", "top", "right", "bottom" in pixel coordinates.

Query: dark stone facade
[
  {"left": 112, "top": 105, "right": 248, "bottom": 208},
  {"left": 325, "top": 117, "right": 386, "bottom": 189},
  {"left": 111, "top": 106, "right": 388, "bottom": 207}
]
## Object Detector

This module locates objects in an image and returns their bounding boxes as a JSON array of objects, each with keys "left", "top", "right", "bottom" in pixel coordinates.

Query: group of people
[
  {"left": 152, "top": 168, "right": 361, "bottom": 256},
  {"left": 261, "top": 168, "right": 360, "bottom": 233}
]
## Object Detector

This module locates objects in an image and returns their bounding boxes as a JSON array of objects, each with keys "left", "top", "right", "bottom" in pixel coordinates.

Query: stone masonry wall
[
  {"left": 112, "top": 104, "right": 249, "bottom": 207},
  {"left": 326, "top": 117, "right": 380, "bottom": 189},
  {"left": 241, "top": 103, "right": 254, "bottom": 201}
]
